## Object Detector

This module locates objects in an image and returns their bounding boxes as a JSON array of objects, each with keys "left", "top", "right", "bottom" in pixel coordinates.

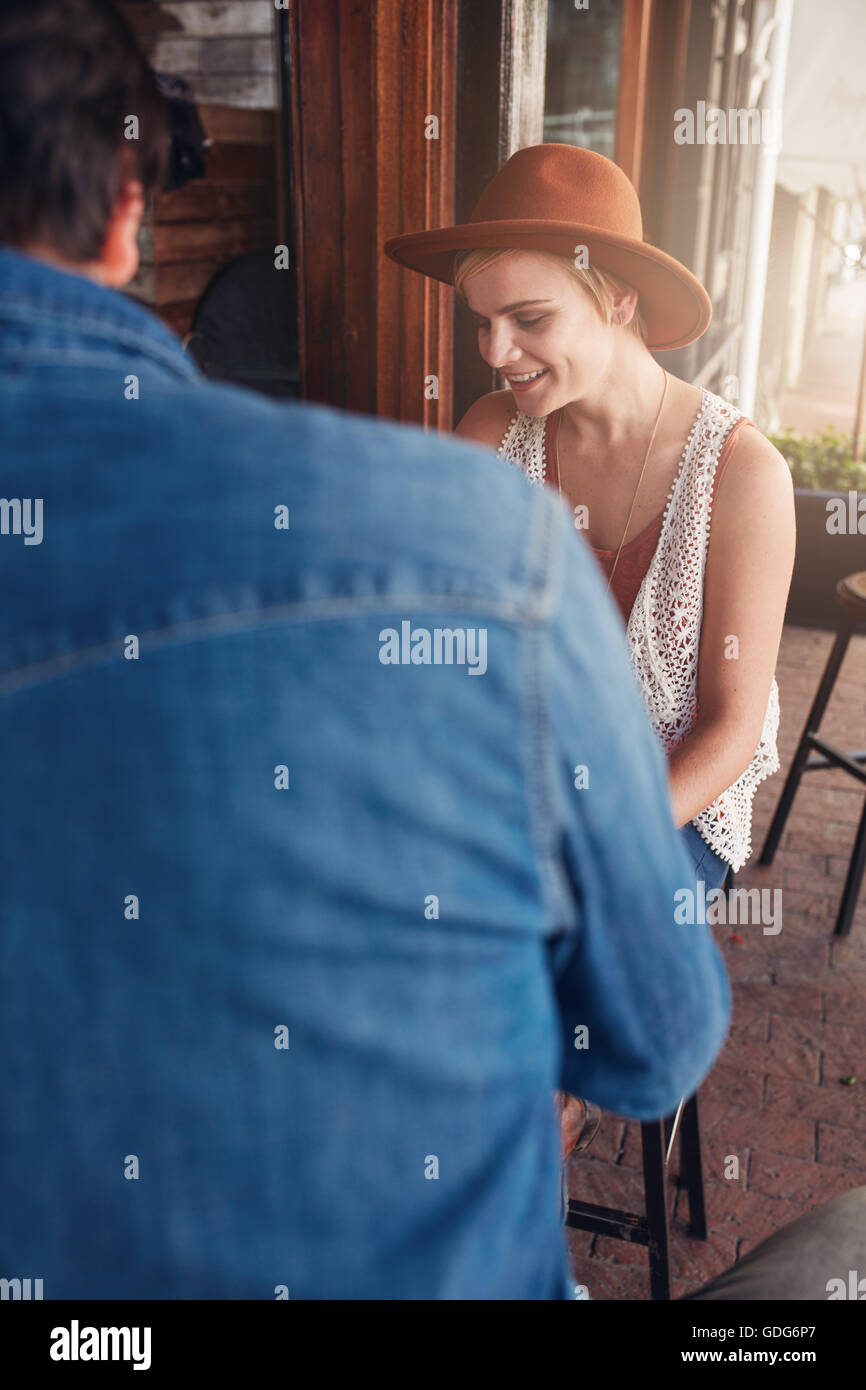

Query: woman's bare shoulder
[
  {"left": 453, "top": 389, "right": 517, "bottom": 450},
  {"left": 714, "top": 422, "right": 795, "bottom": 544},
  {"left": 722, "top": 423, "right": 795, "bottom": 499}
]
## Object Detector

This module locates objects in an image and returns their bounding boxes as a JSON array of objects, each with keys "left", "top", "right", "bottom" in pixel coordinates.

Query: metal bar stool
[
  {"left": 564, "top": 1092, "right": 707, "bottom": 1301},
  {"left": 759, "top": 572, "right": 866, "bottom": 936}
]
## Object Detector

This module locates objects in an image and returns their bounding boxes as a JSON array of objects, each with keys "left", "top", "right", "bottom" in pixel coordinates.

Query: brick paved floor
[{"left": 565, "top": 621, "right": 866, "bottom": 1300}]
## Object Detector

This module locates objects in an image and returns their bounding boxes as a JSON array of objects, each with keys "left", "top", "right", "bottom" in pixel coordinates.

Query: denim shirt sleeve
[{"left": 540, "top": 502, "right": 731, "bottom": 1119}]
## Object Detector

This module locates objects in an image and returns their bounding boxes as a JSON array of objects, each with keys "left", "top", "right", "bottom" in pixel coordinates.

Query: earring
[{"left": 617, "top": 312, "right": 624, "bottom": 325}]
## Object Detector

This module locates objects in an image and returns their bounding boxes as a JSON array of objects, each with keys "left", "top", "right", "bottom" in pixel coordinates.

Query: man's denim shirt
[{"left": 0, "top": 247, "right": 730, "bottom": 1299}]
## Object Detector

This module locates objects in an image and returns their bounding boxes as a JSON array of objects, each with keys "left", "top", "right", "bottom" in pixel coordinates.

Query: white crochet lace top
[{"left": 498, "top": 386, "right": 780, "bottom": 872}]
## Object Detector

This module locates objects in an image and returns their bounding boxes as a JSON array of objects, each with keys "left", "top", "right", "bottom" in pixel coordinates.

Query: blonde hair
[{"left": 453, "top": 247, "right": 648, "bottom": 343}]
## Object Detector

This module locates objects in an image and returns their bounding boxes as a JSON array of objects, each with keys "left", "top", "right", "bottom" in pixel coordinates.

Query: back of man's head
[{"left": 0, "top": 0, "right": 166, "bottom": 262}]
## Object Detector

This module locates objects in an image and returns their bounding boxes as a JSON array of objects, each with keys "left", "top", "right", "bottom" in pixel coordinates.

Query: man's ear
[{"left": 98, "top": 178, "right": 146, "bottom": 289}]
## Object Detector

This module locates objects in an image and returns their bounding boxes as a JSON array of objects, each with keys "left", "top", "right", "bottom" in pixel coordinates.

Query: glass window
[{"left": 543, "top": 0, "right": 623, "bottom": 159}]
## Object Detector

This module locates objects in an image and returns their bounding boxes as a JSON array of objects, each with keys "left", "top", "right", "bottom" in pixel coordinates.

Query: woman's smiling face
[{"left": 463, "top": 250, "right": 620, "bottom": 416}]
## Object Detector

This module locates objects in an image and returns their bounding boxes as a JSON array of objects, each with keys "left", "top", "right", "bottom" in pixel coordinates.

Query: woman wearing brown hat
[{"left": 385, "top": 144, "right": 795, "bottom": 1158}]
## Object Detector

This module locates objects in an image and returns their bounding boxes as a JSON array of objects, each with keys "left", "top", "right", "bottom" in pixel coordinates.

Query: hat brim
[{"left": 383, "top": 220, "right": 712, "bottom": 351}]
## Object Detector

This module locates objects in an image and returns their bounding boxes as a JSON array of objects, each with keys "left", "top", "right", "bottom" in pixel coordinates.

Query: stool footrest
[
  {"left": 805, "top": 736, "right": 866, "bottom": 784},
  {"left": 565, "top": 1198, "right": 649, "bottom": 1245}
]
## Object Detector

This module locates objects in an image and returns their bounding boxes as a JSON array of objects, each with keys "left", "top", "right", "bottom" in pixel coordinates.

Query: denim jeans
[{"left": 680, "top": 821, "right": 731, "bottom": 893}]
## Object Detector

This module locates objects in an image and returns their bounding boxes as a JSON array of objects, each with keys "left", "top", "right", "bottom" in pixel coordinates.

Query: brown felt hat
[{"left": 384, "top": 143, "right": 712, "bottom": 351}]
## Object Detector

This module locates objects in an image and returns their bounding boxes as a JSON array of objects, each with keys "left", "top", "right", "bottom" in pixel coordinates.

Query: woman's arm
[{"left": 667, "top": 426, "right": 796, "bottom": 827}]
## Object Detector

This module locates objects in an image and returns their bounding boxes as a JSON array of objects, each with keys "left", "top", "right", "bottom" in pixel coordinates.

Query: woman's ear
[{"left": 611, "top": 285, "right": 640, "bottom": 327}]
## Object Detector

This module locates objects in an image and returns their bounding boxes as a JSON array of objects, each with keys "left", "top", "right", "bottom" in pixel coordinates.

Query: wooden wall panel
[
  {"left": 147, "top": 103, "right": 279, "bottom": 339},
  {"left": 120, "top": 0, "right": 278, "bottom": 108},
  {"left": 124, "top": 2, "right": 281, "bottom": 340}
]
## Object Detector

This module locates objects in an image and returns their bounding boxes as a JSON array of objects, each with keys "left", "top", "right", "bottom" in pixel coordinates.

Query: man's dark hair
[{"left": 0, "top": 0, "right": 168, "bottom": 261}]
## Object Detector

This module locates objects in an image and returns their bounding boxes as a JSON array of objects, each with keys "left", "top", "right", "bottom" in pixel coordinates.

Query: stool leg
[
  {"left": 641, "top": 1121, "right": 672, "bottom": 1301},
  {"left": 678, "top": 1093, "right": 707, "bottom": 1240},
  {"left": 760, "top": 625, "right": 853, "bottom": 865},
  {"left": 835, "top": 796, "right": 866, "bottom": 937}
]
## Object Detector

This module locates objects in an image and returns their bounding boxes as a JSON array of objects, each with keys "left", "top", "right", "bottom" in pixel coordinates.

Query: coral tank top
[{"left": 543, "top": 410, "right": 752, "bottom": 625}]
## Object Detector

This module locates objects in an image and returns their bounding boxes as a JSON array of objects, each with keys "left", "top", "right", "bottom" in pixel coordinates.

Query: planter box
[{"left": 786, "top": 489, "right": 866, "bottom": 629}]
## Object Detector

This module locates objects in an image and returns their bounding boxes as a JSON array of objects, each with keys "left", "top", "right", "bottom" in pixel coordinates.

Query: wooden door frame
[
  {"left": 618, "top": 0, "right": 693, "bottom": 241},
  {"left": 616, "top": 0, "right": 654, "bottom": 193},
  {"left": 451, "top": 0, "right": 547, "bottom": 425},
  {"left": 289, "top": 0, "right": 456, "bottom": 427}
]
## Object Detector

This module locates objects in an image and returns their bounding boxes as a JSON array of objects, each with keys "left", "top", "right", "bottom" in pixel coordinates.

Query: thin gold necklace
[{"left": 554, "top": 368, "right": 669, "bottom": 592}]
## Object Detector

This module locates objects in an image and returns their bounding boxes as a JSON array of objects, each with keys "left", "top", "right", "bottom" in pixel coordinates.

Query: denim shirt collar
[{"left": 0, "top": 244, "right": 201, "bottom": 382}]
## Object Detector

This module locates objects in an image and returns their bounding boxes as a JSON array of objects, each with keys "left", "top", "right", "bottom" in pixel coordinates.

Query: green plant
[{"left": 769, "top": 426, "right": 866, "bottom": 492}]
